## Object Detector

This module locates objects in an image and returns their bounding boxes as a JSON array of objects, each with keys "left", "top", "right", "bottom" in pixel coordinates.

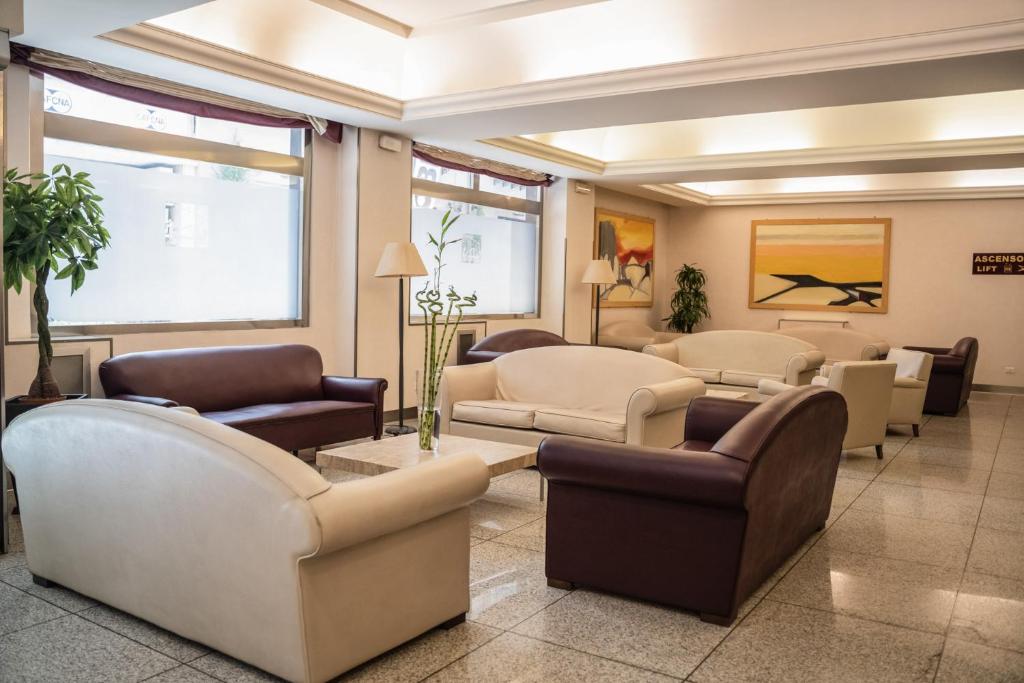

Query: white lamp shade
[
  {"left": 581, "top": 259, "right": 617, "bottom": 285},
  {"left": 375, "top": 242, "right": 428, "bottom": 278}
]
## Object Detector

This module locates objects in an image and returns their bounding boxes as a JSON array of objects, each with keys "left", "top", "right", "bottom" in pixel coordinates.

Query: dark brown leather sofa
[
  {"left": 100, "top": 345, "right": 387, "bottom": 450},
  {"left": 905, "top": 337, "right": 979, "bottom": 415},
  {"left": 464, "top": 329, "right": 569, "bottom": 364},
  {"left": 537, "top": 386, "right": 847, "bottom": 626}
]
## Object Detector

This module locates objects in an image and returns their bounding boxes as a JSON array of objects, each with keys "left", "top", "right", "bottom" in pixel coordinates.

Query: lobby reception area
[{"left": 1, "top": 1, "right": 1023, "bottom": 681}]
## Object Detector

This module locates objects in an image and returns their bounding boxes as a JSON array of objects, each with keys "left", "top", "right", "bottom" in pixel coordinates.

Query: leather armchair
[
  {"left": 100, "top": 345, "right": 387, "bottom": 450},
  {"left": 3, "top": 399, "right": 489, "bottom": 682},
  {"left": 760, "top": 361, "right": 896, "bottom": 458},
  {"left": 886, "top": 348, "right": 933, "bottom": 436},
  {"left": 905, "top": 338, "right": 979, "bottom": 415},
  {"left": 463, "top": 329, "right": 569, "bottom": 364},
  {"left": 538, "top": 386, "right": 847, "bottom": 626}
]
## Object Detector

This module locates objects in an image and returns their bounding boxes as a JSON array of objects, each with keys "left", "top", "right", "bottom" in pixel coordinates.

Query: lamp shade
[
  {"left": 375, "top": 242, "right": 428, "bottom": 278},
  {"left": 581, "top": 259, "right": 617, "bottom": 285}
]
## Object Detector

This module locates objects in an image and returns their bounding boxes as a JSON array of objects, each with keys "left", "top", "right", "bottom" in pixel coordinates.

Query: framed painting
[
  {"left": 748, "top": 218, "right": 891, "bottom": 314},
  {"left": 593, "top": 209, "right": 654, "bottom": 308}
]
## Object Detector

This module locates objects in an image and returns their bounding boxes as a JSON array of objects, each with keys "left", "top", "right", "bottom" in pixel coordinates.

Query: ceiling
[{"left": 11, "top": 0, "right": 1024, "bottom": 204}]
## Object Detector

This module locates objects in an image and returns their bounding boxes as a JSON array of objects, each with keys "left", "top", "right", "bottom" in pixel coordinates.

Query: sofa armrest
[
  {"left": 904, "top": 345, "right": 951, "bottom": 356},
  {"left": 438, "top": 363, "right": 497, "bottom": 433},
  {"left": 628, "top": 377, "right": 705, "bottom": 418},
  {"left": 757, "top": 378, "right": 793, "bottom": 396},
  {"left": 322, "top": 376, "right": 388, "bottom": 405},
  {"left": 683, "top": 396, "right": 759, "bottom": 444},
  {"left": 930, "top": 354, "right": 966, "bottom": 375},
  {"left": 308, "top": 452, "right": 489, "bottom": 554},
  {"left": 641, "top": 341, "right": 679, "bottom": 363},
  {"left": 107, "top": 393, "right": 179, "bottom": 408},
  {"left": 538, "top": 435, "right": 747, "bottom": 508},
  {"left": 599, "top": 334, "right": 653, "bottom": 351},
  {"left": 653, "top": 331, "right": 684, "bottom": 344},
  {"left": 785, "top": 349, "right": 826, "bottom": 385},
  {"left": 894, "top": 376, "right": 926, "bottom": 389},
  {"left": 866, "top": 342, "right": 891, "bottom": 360}
]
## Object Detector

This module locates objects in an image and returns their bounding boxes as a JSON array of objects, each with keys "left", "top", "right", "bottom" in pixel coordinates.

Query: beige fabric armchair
[
  {"left": 3, "top": 400, "right": 489, "bottom": 683},
  {"left": 760, "top": 361, "right": 896, "bottom": 458},
  {"left": 886, "top": 348, "right": 934, "bottom": 436},
  {"left": 598, "top": 320, "right": 681, "bottom": 351}
]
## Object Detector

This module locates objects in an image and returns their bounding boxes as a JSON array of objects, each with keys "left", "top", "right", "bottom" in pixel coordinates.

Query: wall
[{"left": 667, "top": 199, "right": 1024, "bottom": 387}]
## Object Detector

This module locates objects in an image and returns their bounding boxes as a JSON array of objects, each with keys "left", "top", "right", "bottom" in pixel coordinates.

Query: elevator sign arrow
[{"left": 973, "top": 253, "right": 1024, "bottom": 275}]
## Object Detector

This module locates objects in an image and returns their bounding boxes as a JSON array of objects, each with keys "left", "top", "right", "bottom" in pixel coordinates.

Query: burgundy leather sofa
[
  {"left": 464, "top": 328, "right": 569, "bottom": 364},
  {"left": 100, "top": 344, "right": 387, "bottom": 450},
  {"left": 905, "top": 337, "right": 979, "bottom": 415},
  {"left": 537, "top": 386, "right": 847, "bottom": 626}
]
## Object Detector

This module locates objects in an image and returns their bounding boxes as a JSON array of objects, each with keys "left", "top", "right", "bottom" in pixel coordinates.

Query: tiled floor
[{"left": 2, "top": 393, "right": 1024, "bottom": 681}]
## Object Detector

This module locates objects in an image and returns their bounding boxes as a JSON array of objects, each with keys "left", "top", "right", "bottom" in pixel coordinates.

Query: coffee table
[
  {"left": 706, "top": 388, "right": 755, "bottom": 400},
  {"left": 316, "top": 433, "right": 545, "bottom": 500}
]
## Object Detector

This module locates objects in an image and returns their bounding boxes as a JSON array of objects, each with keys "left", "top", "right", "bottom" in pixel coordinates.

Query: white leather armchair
[
  {"left": 3, "top": 400, "right": 490, "bottom": 683},
  {"left": 886, "top": 348, "right": 933, "bottom": 436},
  {"left": 760, "top": 361, "right": 897, "bottom": 458}
]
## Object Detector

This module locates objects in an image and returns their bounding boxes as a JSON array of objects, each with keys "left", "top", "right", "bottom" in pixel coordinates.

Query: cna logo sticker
[
  {"left": 44, "top": 88, "right": 72, "bottom": 114},
  {"left": 136, "top": 108, "right": 167, "bottom": 131}
]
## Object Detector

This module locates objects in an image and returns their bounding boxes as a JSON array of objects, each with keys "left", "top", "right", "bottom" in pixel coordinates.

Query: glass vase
[{"left": 416, "top": 369, "right": 440, "bottom": 454}]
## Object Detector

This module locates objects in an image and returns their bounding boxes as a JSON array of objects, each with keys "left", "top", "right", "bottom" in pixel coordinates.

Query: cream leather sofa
[
  {"left": 598, "top": 320, "right": 681, "bottom": 351},
  {"left": 886, "top": 348, "right": 933, "bottom": 436},
  {"left": 760, "top": 361, "right": 897, "bottom": 458},
  {"left": 778, "top": 326, "right": 890, "bottom": 365},
  {"left": 439, "top": 345, "right": 706, "bottom": 448},
  {"left": 3, "top": 400, "right": 489, "bottom": 683},
  {"left": 643, "top": 330, "right": 825, "bottom": 391}
]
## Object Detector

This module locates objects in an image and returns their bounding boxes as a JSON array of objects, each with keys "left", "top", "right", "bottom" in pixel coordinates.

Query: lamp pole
[{"left": 387, "top": 277, "right": 415, "bottom": 435}]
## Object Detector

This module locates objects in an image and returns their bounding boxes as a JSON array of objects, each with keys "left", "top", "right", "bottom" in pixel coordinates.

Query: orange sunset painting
[
  {"left": 749, "top": 219, "right": 890, "bottom": 313},
  {"left": 594, "top": 209, "right": 655, "bottom": 307}
]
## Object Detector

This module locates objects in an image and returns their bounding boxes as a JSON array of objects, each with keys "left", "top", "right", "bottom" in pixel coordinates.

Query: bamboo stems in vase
[{"left": 415, "top": 209, "right": 477, "bottom": 453}]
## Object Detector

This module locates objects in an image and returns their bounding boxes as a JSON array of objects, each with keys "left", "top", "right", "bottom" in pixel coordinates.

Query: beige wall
[{"left": 667, "top": 199, "right": 1024, "bottom": 387}]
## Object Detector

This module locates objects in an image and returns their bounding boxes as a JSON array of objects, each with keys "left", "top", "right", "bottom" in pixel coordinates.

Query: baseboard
[
  {"left": 973, "top": 384, "right": 1024, "bottom": 395},
  {"left": 383, "top": 407, "right": 418, "bottom": 422}
]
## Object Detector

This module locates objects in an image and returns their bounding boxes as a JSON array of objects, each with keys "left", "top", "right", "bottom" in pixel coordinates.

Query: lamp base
[{"left": 385, "top": 423, "right": 417, "bottom": 436}]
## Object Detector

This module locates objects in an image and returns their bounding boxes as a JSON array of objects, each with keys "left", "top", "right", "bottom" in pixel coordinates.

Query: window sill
[{"left": 49, "top": 319, "right": 307, "bottom": 336}]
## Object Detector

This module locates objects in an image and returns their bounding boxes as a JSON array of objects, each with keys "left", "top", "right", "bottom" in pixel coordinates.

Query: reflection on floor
[{"left": 2, "top": 393, "right": 1023, "bottom": 681}]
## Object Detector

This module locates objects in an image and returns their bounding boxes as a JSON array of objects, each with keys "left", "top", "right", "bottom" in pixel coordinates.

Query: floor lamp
[
  {"left": 375, "top": 242, "right": 428, "bottom": 435},
  {"left": 582, "top": 259, "right": 617, "bottom": 346}
]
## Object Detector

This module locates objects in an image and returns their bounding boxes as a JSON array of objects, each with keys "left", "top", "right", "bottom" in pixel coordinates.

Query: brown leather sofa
[
  {"left": 905, "top": 338, "right": 979, "bottom": 415},
  {"left": 463, "top": 329, "right": 569, "bottom": 364},
  {"left": 537, "top": 386, "right": 847, "bottom": 626},
  {"left": 100, "top": 345, "right": 387, "bottom": 450}
]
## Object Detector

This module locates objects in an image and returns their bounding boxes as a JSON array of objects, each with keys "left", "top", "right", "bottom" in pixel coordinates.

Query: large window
[
  {"left": 41, "top": 75, "right": 307, "bottom": 330},
  {"left": 411, "top": 157, "right": 542, "bottom": 318}
]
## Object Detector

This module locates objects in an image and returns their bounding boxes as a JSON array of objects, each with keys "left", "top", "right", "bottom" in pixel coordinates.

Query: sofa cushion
[
  {"left": 721, "top": 370, "right": 784, "bottom": 388},
  {"left": 533, "top": 408, "right": 626, "bottom": 442},
  {"left": 202, "top": 400, "right": 375, "bottom": 450},
  {"left": 888, "top": 348, "right": 928, "bottom": 379},
  {"left": 688, "top": 368, "right": 723, "bottom": 384},
  {"left": 452, "top": 400, "right": 553, "bottom": 429}
]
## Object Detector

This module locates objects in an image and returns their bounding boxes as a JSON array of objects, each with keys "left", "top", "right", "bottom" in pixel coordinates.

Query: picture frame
[{"left": 593, "top": 208, "right": 655, "bottom": 309}]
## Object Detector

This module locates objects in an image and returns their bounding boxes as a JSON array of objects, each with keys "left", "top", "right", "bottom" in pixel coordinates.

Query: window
[
  {"left": 40, "top": 75, "right": 307, "bottom": 329},
  {"left": 411, "top": 157, "right": 542, "bottom": 318}
]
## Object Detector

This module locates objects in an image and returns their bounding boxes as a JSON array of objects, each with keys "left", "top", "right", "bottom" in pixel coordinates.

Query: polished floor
[{"left": 1, "top": 393, "right": 1023, "bottom": 681}]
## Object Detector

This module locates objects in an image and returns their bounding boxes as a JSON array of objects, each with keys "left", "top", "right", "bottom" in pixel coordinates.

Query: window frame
[
  {"left": 31, "top": 104, "right": 312, "bottom": 336},
  {"left": 409, "top": 173, "right": 544, "bottom": 324}
]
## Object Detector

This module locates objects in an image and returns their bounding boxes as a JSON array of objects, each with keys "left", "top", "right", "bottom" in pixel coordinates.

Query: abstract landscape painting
[
  {"left": 749, "top": 218, "right": 890, "bottom": 313},
  {"left": 594, "top": 209, "right": 654, "bottom": 308}
]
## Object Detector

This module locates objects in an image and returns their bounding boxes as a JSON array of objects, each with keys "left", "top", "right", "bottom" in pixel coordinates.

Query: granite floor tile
[
  {"left": 1002, "top": 421, "right": 1024, "bottom": 440},
  {"left": 894, "top": 443, "right": 997, "bottom": 471},
  {"left": 935, "top": 639, "right": 1024, "bottom": 682},
  {"left": 968, "top": 527, "right": 1024, "bottom": 582},
  {"left": 425, "top": 632, "right": 675, "bottom": 682},
  {"left": 468, "top": 541, "right": 568, "bottom": 630},
  {"left": 830, "top": 476, "right": 870, "bottom": 508},
  {"left": 469, "top": 491, "right": 545, "bottom": 540},
  {"left": 989, "top": 470, "right": 1024, "bottom": 501},
  {"left": 820, "top": 509, "right": 974, "bottom": 569},
  {"left": 0, "top": 581, "right": 67, "bottom": 636},
  {"left": 513, "top": 589, "right": 731, "bottom": 679},
  {"left": 980, "top": 496, "right": 1024, "bottom": 533},
  {"left": 342, "top": 621, "right": 501, "bottom": 682},
  {"left": 994, "top": 440, "right": 1024, "bottom": 475},
  {"left": 949, "top": 572, "right": 1024, "bottom": 654},
  {"left": 79, "top": 604, "right": 210, "bottom": 663},
  {"left": 875, "top": 459, "right": 990, "bottom": 494},
  {"left": 691, "top": 600, "right": 944, "bottom": 682},
  {"left": 491, "top": 517, "right": 545, "bottom": 553},
  {"left": 911, "top": 431, "right": 1001, "bottom": 453},
  {"left": 489, "top": 468, "right": 545, "bottom": 500},
  {"left": 0, "top": 564, "right": 99, "bottom": 612},
  {"left": 0, "top": 549, "right": 27, "bottom": 571},
  {"left": 0, "top": 614, "right": 178, "bottom": 682},
  {"left": 189, "top": 652, "right": 280, "bottom": 682},
  {"left": 768, "top": 546, "right": 960, "bottom": 633},
  {"left": 837, "top": 451, "right": 889, "bottom": 481},
  {"left": 924, "top": 416, "right": 1006, "bottom": 436},
  {"left": 850, "top": 481, "right": 983, "bottom": 526},
  {"left": 147, "top": 666, "right": 222, "bottom": 682}
]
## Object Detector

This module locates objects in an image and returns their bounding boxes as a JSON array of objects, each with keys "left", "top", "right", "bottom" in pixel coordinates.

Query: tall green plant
[
  {"left": 3, "top": 165, "right": 109, "bottom": 400},
  {"left": 663, "top": 263, "right": 710, "bottom": 334},
  {"left": 415, "top": 209, "right": 477, "bottom": 450}
]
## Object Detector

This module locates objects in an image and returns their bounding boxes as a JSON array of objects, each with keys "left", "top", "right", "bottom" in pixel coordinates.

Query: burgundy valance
[
  {"left": 11, "top": 44, "right": 342, "bottom": 143},
  {"left": 413, "top": 142, "right": 554, "bottom": 187}
]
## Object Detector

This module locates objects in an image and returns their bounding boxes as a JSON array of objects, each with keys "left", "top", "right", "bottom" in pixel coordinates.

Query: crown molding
[
  {"left": 482, "top": 136, "right": 606, "bottom": 174},
  {"left": 642, "top": 183, "right": 1024, "bottom": 206},
  {"left": 309, "top": 0, "right": 411, "bottom": 37},
  {"left": 403, "top": 20, "right": 1024, "bottom": 120},
  {"left": 102, "top": 24, "right": 403, "bottom": 119}
]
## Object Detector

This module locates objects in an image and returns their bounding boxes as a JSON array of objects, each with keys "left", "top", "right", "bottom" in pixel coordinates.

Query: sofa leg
[
  {"left": 32, "top": 575, "right": 56, "bottom": 588},
  {"left": 875, "top": 444, "right": 884, "bottom": 460},
  {"left": 547, "top": 578, "right": 575, "bottom": 590},
  {"left": 700, "top": 611, "right": 736, "bottom": 627},
  {"left": 437, "top": 613, "right": 466, "bottom": 630},
  {"left": 912, "top": 424, "right": 920, "bottom": 437}
]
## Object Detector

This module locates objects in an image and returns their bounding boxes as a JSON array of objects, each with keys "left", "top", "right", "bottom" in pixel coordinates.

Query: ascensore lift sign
[{"left": 972, "top": 253, "right": 1024, "bottom": 275}]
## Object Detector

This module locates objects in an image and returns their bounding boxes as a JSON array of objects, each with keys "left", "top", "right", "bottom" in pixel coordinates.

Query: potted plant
[
  {"left": 414, "top": 209, "right": 477, "bottom": 453},
  {"left": 3, "top": 164, "right": 109, "bottom": 413},
  {"left": 664, "top": 263, "right": 710, "bottom": 334}
]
